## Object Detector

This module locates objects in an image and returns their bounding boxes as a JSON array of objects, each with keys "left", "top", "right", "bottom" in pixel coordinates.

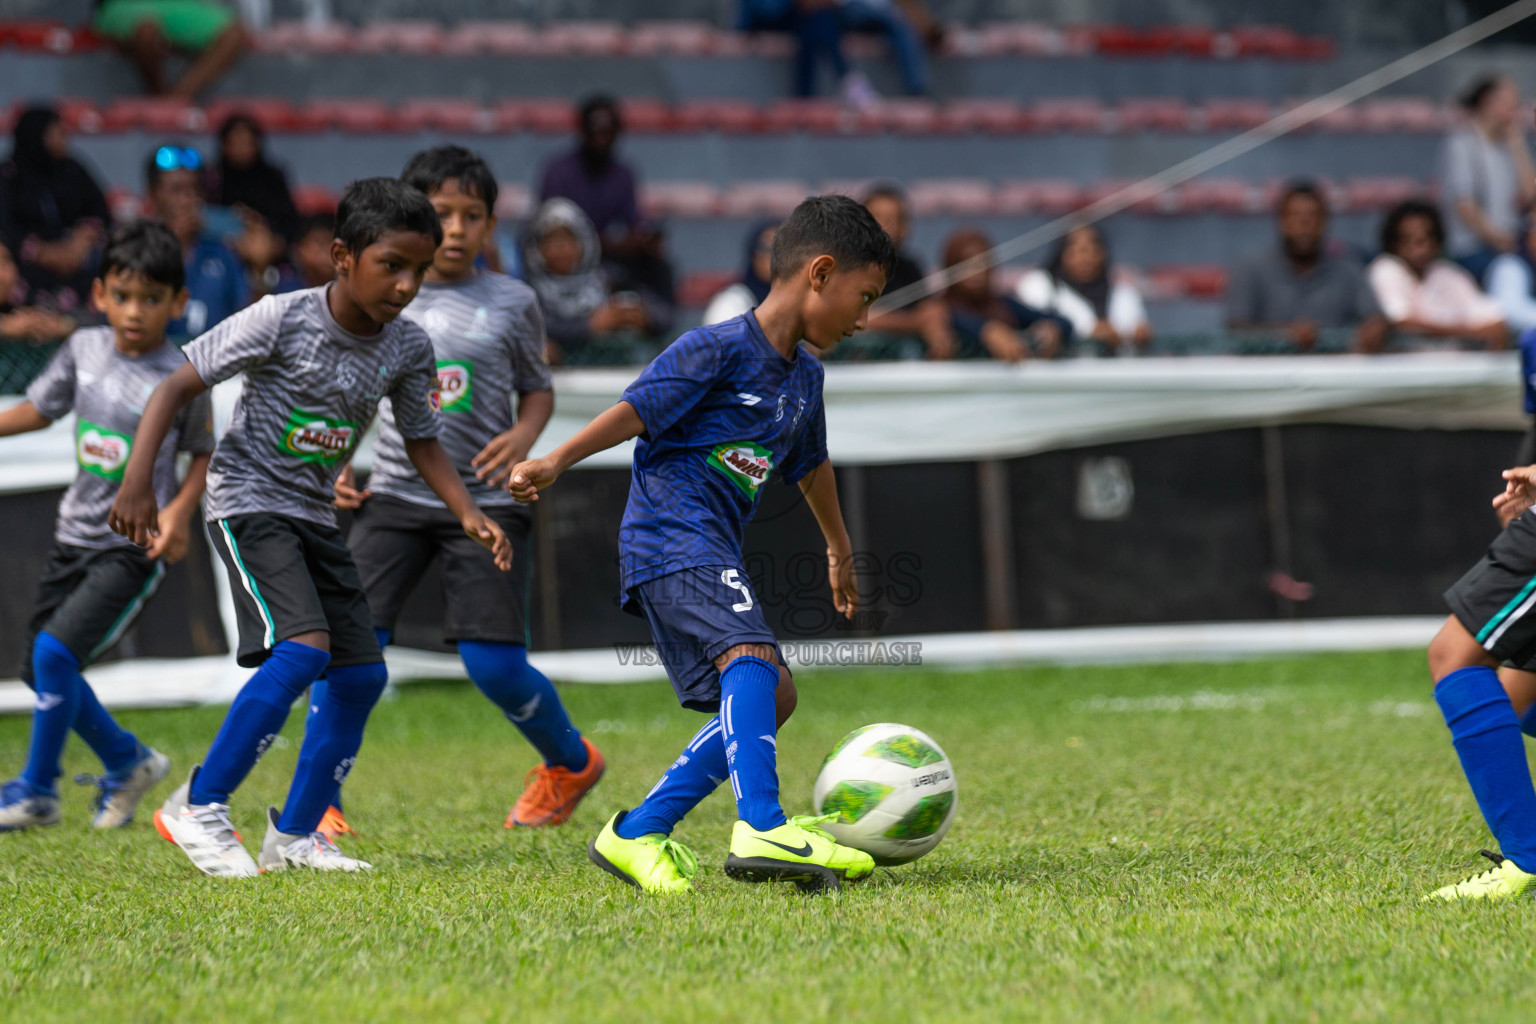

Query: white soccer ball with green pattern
[{"left": 812, "top": 723, "right": 957, "bottom": 865}]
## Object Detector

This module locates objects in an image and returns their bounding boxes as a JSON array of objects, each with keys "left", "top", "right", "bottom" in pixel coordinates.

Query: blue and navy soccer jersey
[{"left": 618, "top": 311, "right": 828, "bottom": 601}]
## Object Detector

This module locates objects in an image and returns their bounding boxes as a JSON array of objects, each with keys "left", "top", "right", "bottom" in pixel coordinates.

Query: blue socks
[
  {"left": 22, "top": 632, "right": 140, "bottom": 794},
  {"left": 1437, "top": 665, "right": 1536, "bottom": 871},
  {"left": 278, "top": 660, "right": 387, "bottom": 834},
  {"left": 191, "top": 640, "right": 331, "bottom": 806},
  {"left": 459, "top": 641, "right": 588, "bottom": 771},
  {"left": 616, "top": 717, "right": 729, "bottom": 838},
  {"left": 719, "top": 655, "right": 786, "bottom": 831}
]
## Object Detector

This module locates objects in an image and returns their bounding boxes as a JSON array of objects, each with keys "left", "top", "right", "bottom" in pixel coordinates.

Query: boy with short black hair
[
  {"left": 0, "top": 220, "right": 212, "bottom": 831},
  {"left": 316, "top": 145, "right": 602, "bottom": 835},
  {"left": 110, "top": 178, "right": 512, "bottom": 877},
  {"left": 509, "top": 194, "right": 894, "bottom": 893}
]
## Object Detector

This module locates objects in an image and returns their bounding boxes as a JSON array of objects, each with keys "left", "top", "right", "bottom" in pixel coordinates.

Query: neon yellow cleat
[
  {"left": 1425, "top": 850, "right": 1536, "bottom": 902},
  {"left": 724, "top": 814, "right": 875, "bottom": 893},
  {"left": 587, "top": 811, "right": 698, "bottom": 894}
]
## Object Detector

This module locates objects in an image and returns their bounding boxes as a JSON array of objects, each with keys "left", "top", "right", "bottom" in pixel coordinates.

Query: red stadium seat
[
  {"left": 54, "top": 99, "right": 106, "bottom": 135},
  {"left": 1357, "top": 97, "right": 1446, "bottom": 132},
  {"left": 742, "top": 31, "right": 797, "bottom": 59},
  {"left": 441, "top": 21, "right": 539, "bottom": 56},
  {"left": 494, "top": 184, "right": 532, "bottom": 221},
  {"left": 818, "top": 178, "right": 880, "bottom": 200},
  {"left": 204, "top": 98, "right": 300, "bottom": 133},
  {"left": 495, "top": 99, "right": 577, "bottom": 135},
  {"left": 1144, "top": 24, "right": 1217, "bottom": 57},
  {"left": 351, "top": 20, "right": 445, "bottom": 55},
  {"left": 628, "top": 21, "right": 722, "bottom": 57},
  {"left": 674, "top": 100, "right": 765, "bottom": 134},
  {"left": 1178, "top": 265, "right": 1230, "bottom": 298},
  {"left": 938, "top": 99, "right": 1027, "bottom": 134},
  {"left": 1030, "top": 98, "right": 1108, "bottom": 133},
  {"left": 291, "top": 184, "right": 339, "bottom": 216},
  {"left": 618, "top": 98, "right": 676, "bottom": 134},
  {"left": 296, "top": 99, "right": 393, "bottom": 133},
  {"left": 264, "top": 20, "right": 354, "bottom": 54},
  {"left": 395, "top": 99, "right": 496, "bottom": 134},
  {"left": 1342, "top": 176, "right": 1427, "bottom": 212},
  {"left": 1, "top": 20, "right": 95, "bottom": 53},
  {"left": 1087, "top": 24, "right": 1171, "bottom": 56},
  {"left": 680, "top": 270, "right": 738, "bottom": 309},
  {"left": 105, "top": 187, "right": 145, "bottom": 223},
  {"left": 762, "top": 100, "right": 854, "bottom": 134},
  {"left": 1226, "top": 25, "right": 1307, "bottom": 59},
  {"left": 722, "top": 181, "right": 812, "bottom": 217},
  {"left": 1116, "top": 98, "right": 1193, "bottom": 132},
  {"left": 540, "top": 21, "right": 627, "bottom": 57},
  {"left": 907, "top": 179, "right": 996, "bottom": 216},
  {"left": 1177, "top": 178, "right": 1261, "bottom": 214},
  {"left": 640, "top": 182, "right": 723, "bottom": 219},
  {"left": 1199, "top": 98, "right": 1273, "bottom": 132},
  {"left": 877, "top": 100, "right": 941, "bottom": 135},
  {"left": 102, "top": 97, "right": 206, "bottom": 133}
]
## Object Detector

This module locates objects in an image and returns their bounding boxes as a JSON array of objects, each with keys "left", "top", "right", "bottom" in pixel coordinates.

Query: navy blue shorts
[{"left": 628, "top": 565, "right": 782, "bottom": 712}]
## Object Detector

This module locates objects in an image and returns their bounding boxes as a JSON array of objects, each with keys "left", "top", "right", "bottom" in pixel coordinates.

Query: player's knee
[
  {"left": 713, "top": 643, "right": 778, "bottom": 674},
  {"left": 1428, "top": 616, "right": 1493, "bottom": 684},
  {"left": 286, "top": 630, "right": 331, "bottom": 654},
  {"left": 324, "top": 661, "right": 389, "bottom": 709},
  {"left": 775, "top": 669, "right": 798, "bottom": 727}
]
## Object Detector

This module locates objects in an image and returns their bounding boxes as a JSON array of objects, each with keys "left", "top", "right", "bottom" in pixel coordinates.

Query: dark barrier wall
[
  {"left": 0, "top": 489, "right": 228, "bottom": 675},
  {"left": 0, "top": 424, "right": 1520, "bottom": 666}
]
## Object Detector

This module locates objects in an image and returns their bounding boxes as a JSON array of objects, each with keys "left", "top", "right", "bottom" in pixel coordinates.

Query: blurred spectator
[
  {"left": 1441, "top": 73, "right": 1536, "bottom": 281},
  {"left": 704, "top": 219, "right": 777, "bottom": 325},
  {"left": 1017, "top": 224, "right": 1152, "bottom": 356},
  {"left": 522, "top": 199, "right": 668, "bottom": 365},
  {"left": 92, "top": 0, "right": 248, "bottom": 99},
  {"left": 1486, "top": 219, "right": 1536, "bottom": 335},
  {"left": 861, "top": 183, "right": 949, "bottom": 357},
  {"left": 0, "top": 106, "right": 110, "bottom": 327},
  {"left": 1226, "top": 181, "right": 1387, "bottom": 352},
  {"left": 936, "top": 229, "right": 1067, "bottom": 363},
  {"left": 538, "top": 96, "right": 642, "bottom": 257},
  {"left": 145, "top": 144, "right": 248, "bottom": 339},
  {"left": 206, "top": 113, "right": 299, "bottom": 241},
  {"left": 1368, "top": 199, "right": 1507, "bottom": 350},
  {"left": 282, "top": 212, "right": 337, "bottom": 292},
  {"left": 0, "top": 236, "right": 75, "bottom": 345},
  {"left": 738, "top": 0, "right": 934, "bottom": 103}
]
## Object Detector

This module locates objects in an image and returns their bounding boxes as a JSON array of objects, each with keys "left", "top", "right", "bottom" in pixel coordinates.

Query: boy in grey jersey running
[
  {"left": 320, "top": 147, "right": 603, "bottom": 835},
  {"left": 110, "top": 178, "right": 512, "bottom": 878},
  {"left": 0, "top": 222, "right": 212, "bottom": 831}
]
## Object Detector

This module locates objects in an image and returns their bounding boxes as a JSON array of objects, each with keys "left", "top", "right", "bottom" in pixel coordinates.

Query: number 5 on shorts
[{"left": 720, "top": 568, "right": 753, "bottom": 613}]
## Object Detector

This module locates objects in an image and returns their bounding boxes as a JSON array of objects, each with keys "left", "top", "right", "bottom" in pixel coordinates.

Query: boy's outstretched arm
[
  {"left": 0, "top": 401, "right": 52, "bottom": 437},
  {"left": 147, "top": 452, "right": 212, "bottom": 563},
  {"left": 109, "top": 362, "right": 208, "bottom": 546},
  {"left": 507, "top": 400, "right": 645, "bottom": 503},
  {"left": 798, "top": 458, "right": 858, "bottom": 620},
  {"left": 405, "top": 436, "right": 513, "bottom": 571}
]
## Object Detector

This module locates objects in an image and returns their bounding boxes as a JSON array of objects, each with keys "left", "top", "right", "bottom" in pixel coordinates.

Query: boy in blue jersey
[
  {"left": 509, "top": 195, "right": 894, "bottom": 893},
  {"left": 313, "top": 146, "right": 603, "bottom": 838}
]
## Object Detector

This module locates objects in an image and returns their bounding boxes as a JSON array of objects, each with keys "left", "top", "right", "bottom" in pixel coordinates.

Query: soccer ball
[{"left": 812, "top": 723, "right": 957, "bottom": 866}]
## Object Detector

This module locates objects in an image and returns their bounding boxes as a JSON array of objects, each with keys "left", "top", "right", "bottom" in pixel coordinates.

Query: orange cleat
[
  {"left": 505, "top": 738, "right": 606, "bottom": 828},
  {"left": 317, "top": 805, "right": 354, "bottom": 842}
]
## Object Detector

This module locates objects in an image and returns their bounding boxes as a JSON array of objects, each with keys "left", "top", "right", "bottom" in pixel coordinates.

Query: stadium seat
[
  {"left": 1357, "top": 97, "right": 1446, "bottom": 132},
  {"left": 540, "top": 21, "right": 627, "bottom": 57},
  {"left": 938, "top": 99, "right": 1028, "bottom": 134},
  {"left": 291, "top": 184, "right": 339, "bottom": 216},
  {"left": 674, "top": 100, "right": 765, "bottom": 134},
  {"left": 996, "top": 180, "right": 1086, "bottom": 216},
  {"left": 105, "top": 186, "right": 144, "bottom": 223},
  {"left": 1199, "top": 98, "right": 1274, "bottom": 132},
  {"left": 722, "top": 181, "right": 811, "bottom": 217},
  {"left": 495, "top": 99, "right": 577, "bottom": 135},
  {"left": 203, "top": 98, "right": 300, "bottom": 133},
  {"left": 640, "top": 182, "right": 723, "bottom": 219},
  {"left": 102, "top": 97, "right": 206, "bottom": 133},
  {"left": 907, "top": 179, "right": 996, "bottom": 216},
  {"left": 394, "top": 99, "right": 496, "bottom": 134},
  {"left": 54, "top": 98, "right": 106, "bottom": 134},
  {"left": 351, "top": 20, "right": 445, "bottom": 55},
  {"left": 875, "top": 100, "right": 942, "bottom": 135},
  {"left": 296, "top": 99, "right": 393, "bottom": 133},
  {"left": 256, "top": 20, "right": 355, "bottom": 54},
  {"left": 1116, "top": 98, "right": 1193, "bottom": 132},
  {"left": 1031, "top": 99, "right": 1109, "bottom": 133},
  {"left": 1341, "top": 176, "right": 1427, "bottom": 212},
  {"left": 1173, "top": 264, "right": 1230, "bottom": 298},
  {"left": 440, "top": 21, "right": 539, "bottom": 56},
  {"left": 627, "top": 21, "right": 722, "bottom": 57},
  {"left": 762, "top": 100, "right": 855, "bottom": 135},
  {"left": 679, "top": 270, "right": 737, "bottom": 309},
  {"left": 1177, "top": 178, "right": 1262, "bottom": 214},
  {"left": 494, "top": 184, "right": 532, "bottom": 221},
  {"left": 618, "top": 98, "right": 676, "bottom": 134},
  {"left": 0, "top": 20, "right": 96, "bottom": 53}
]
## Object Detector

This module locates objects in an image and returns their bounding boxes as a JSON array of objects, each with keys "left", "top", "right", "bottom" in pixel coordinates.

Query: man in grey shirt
[
  {"left": 1441, "top": 74, "right": 1536, "bottom": 279},
  {"left": 1226, "top": 181, "right": 1388, "bottom": 352}
]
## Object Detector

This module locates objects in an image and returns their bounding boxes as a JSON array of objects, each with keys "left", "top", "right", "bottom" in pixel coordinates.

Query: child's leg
[
  {"left": 306, "top": 628, "right": 392, "bottom": 811},
  {"left": 190, "top": 635, "right": 331, "bottom": 805},
  {"left": 24, "top": 634, "right": 142, "bottom": 791},
  {"left": 1431, "top": 616, "right": 1536, "bottom": 870},
  {"left": 278, "top": 659, "right": 388, "bottom": 835},
  {"left": 715, "top": 645, "right": 788, "bottom": 831},
  {"left": 1501, "top": 667, "right": 1536, "bottom": 736},
  {"left": 459, "top": 641, "right": 588, "bottom": 770}
]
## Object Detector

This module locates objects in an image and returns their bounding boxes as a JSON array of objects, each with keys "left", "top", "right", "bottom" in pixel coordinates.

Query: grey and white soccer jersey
[
  {"left": 26, "top": 326, "right": 215, "bottom": 550},
  {"left": 368, "top": 271, "right": 552, "bottom": 508},
  {"left": 184, "top": 286, "right": 442, "bottom": 527}
]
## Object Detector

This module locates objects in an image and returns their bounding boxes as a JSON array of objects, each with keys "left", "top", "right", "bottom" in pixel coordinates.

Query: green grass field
[{"left": 3, "top": 650, "right": 1535, "bottom": 1022}]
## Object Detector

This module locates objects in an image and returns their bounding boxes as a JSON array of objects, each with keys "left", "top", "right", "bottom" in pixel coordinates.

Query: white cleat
[
  {"left": 153, "top": 766, "right": 259, "bottom": 878},
  {"left": 0, "top": 778, "right": 60, "bottom": 831},
  {"left": 80, "top": 747, "right": 172, "bottom": 829},
  {"left": 257, "top": 806, "right": 372, "bottom": 873}
]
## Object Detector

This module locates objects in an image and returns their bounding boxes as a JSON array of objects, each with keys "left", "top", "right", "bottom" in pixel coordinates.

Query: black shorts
[
  {"left": 19, "top": 542, "right": 166, "bottom": 682},
  {"left": 1447, "top": 511, "right": 1536, "bottom": 669},
  {"left": 347, "top": 494, "right": 531, "bottom": 644},
  {"left": 628, "top": 565, "right": 783, "bottom": 713},
  {"left": 208, "top": 513, "right": 380, "bottom": 669}
]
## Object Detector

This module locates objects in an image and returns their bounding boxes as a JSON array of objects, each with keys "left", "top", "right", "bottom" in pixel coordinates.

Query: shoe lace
[
  {"left": 289, "top": 831, "right": 348, "bottom": 861},
  {"left": 787, "top": 813, "right": 839, "bottom": 842},
  {"left": 654, "top": 837, "right": 699, "bottom": 880},
  {"left": 521, "top": 765, "right": 563, "bottom": 806},
  {"left": 74, "top": 772, "right": 124, "bottom": 813},
  {"left": 320, "top": 807, "right": 355, "bottom": 836},
  {"left": 189, "top": 802, "right": 243, "bottom": 852},
  {"left": 1453, "top": 849, "right": 1508, "bottom": 886}
]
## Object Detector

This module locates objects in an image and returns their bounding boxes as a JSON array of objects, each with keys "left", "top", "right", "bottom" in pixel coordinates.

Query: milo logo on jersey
[
  {"left": 707, "top": 441, "right": 774, "bottom": 498},
  {"left": 436, "top": 360, "right": 473, "bottom": 412},
  {"left": 76, "top": 420, "right": 132, "bottom": 481},
  {"left": 278, "top": 409, "right": 357, "bottom": 465}
]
